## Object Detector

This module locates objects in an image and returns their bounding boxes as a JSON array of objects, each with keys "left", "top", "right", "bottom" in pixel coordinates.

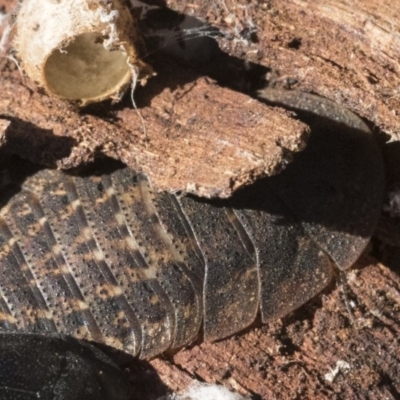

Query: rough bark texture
[
  {"left": 0, "top": 2, "right": 308, "bottom": 198},
  {"left": 1, "top": 1, "right": 400, "bottom": 399},
  {"left": 0, "top": 69, "right": 308, "bottom": 197},
  {"left": 167, "top": 0, "right": 400, "bottom": 141}
]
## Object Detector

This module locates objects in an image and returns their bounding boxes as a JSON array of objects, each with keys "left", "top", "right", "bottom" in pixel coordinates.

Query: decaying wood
[
  {"left": 167, "top": 0, "right": 400, "bottom": 141},
  {"left": 1, "top": 0, "right": 399, "bottom": 398},
  {"left": 0, "top": 2, "right": 308, "bottom": 198},
  {"left": 0, "top": 70, "right": 308, "bottom": 197}
]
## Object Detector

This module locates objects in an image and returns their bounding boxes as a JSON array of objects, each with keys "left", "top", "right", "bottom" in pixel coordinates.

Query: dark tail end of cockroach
[
  {"left": 0, "top": 333, "right": 132, "bottom": 400},
  {"left": 256, "top": 88, "right": 385, "bottom": 271}
]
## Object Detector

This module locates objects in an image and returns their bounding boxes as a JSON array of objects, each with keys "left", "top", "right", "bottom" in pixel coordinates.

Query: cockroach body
[
  {"left": 0, "top": 93, "right": 384, "bottom": 361},
  {"left": 0, "top": 2, "right": 387, "bottom": 397}
]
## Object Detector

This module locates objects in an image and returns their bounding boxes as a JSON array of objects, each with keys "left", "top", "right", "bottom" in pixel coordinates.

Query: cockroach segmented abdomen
[{"left": 0, "top": 93, "right": 384, "bottom": 359}]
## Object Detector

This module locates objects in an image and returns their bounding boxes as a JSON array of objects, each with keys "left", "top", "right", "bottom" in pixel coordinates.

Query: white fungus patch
[
  {"left": 383, "top": 188, "right": 400, "bottom": 218},
  {"left": 172, "top": 383, "right": 249, "bottom": 400},
  {"left": 324, "top": 360, "right": 351, "bottom": 383}
]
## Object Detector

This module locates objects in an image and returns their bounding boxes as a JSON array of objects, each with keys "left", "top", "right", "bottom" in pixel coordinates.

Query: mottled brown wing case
[{"left": 0, "top": 94, "right": 384, "bottom": 359}]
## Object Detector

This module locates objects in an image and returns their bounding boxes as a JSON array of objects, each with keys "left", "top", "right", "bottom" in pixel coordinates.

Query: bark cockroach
[{"left": 0, "top": 92, "right": 384, "bottom": 361}]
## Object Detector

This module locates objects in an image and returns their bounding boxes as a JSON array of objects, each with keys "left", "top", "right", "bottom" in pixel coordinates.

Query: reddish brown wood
[
  {"left": 0, "top": 1, "right": 308, "bottom": 198},
  {"left": 167, "top": 0, "right": 400, "bottom": 142},
  {"left": 1, "top": 1, "right": 399, "bottom": 398}
]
